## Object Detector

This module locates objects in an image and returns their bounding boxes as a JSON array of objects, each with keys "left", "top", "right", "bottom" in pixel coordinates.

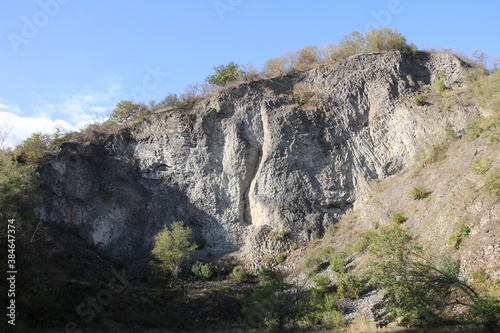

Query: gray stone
[{"left": 36, "top": 51, "right": 476, "bottom": 263}]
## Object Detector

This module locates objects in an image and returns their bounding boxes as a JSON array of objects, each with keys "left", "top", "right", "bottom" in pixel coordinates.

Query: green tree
[
  {"left": 243, "top": 268, "right": 298, "bottom": 330},
  {"left": 205, "top": 62, "right": 243, "bottom": 86},
  {"left": 0, "top": 150, "right": 38, "bottom": 223},
  {"left": 151, "top": 221, "right": 197, "bottom": 279},
  {"left": 336, "top": 273, "right": 366, "bottom": 299},
  {"left": 365, "top": 28, "right": 411, "bottom": 53},
  {"left": 369, "top": 225, "right": 444, "bottom": 327},
  {"left": 14, "top": 133, "right": 53, "bottom": 164},
  {"left": 338, "top": 31, "right": 365, "bottom": 57},
  {"left": 110, "top": 100, "right": 142, "bottom": 123},
  {"left": 368, "top": 225, "right": 499, "bottom": 328}
]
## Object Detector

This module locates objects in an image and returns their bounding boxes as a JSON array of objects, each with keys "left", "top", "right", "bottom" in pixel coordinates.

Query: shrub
[
  {"left": 469, "top": 295, "right": 500, "bottom": 328},
  {"left": 321, "top": 245, "right": 336, "bottom": 258},
  {"left": 471, "top": 269, "right": 489, "bottom": 285},
  {"left": 321, "top": 309, "right": 345, "bottom": 328},
  {"left": 232, "top": 265, "right": 246, "bottom": 284},
  {"left": 301, "top": 284, "right": 343, "bottom": 328},
  {"left": 243, "top": 269, "right": 298, "bottom": 331},
  {"left": 414, "top": 93, "right": 427, "bottom": 106},
  {"left": 329, "top": 252, "right": 346, "bottom": 274},
  {"left": 411, "top": 185, "right": 429, "bottom": 200},
  {"left": 473, "top": 67, "right": 500, "bottom": 112},
  {"left": 436, "top": 81, "right": 446, "bottom": 92},
  {"left": 466, "top": 114, "right": 500, "bottom": 142},
  {"left": 484, "top": 171, "right": 500, "bottom": 195},
  {"left": 325, "top": 223, "right": 339, "bottom": 236},
  {"left": 301, "top": 254, "right": 323, "bottom": 277},
  {"left": 191, "top": 261, "right": 212, "bottom": 280},
  {"left": 312, "top": 275, "right": 331, "bottom": 294},
  {"left": 466, "top": 118, "right": 482, "bottom": 139},
  {"left": 471, "top": 158, "right": 492, "bottom": 175},
  {"left": 293, "top": 83, "right": 314, "bottom": 106},
  {"left": 276, "top": 253, "right": 288, "bottom": 264},
  {"left": 460, "top": 225, "right": 471, "bottom": 237},
  {"left": 337, "top": 28, "right": 417, "bottom": 57},
  {"left": 391, "top": 212, "right": 407, "bottom": 225},
  {"left": 337, "top": 273, "right": 365, "bottom": 299},
  {"left": 448, "top": 226, "right": 470, "bottom": 249},
  {"left": 365, "top": 28, "right": 413, "bottom": 53},
  {"left": 447, "top": 230, "right": 465, "bottom": 250},
  {"left": 347, "top": 230, "right": 377, "bottom": 254},
  {"left": 314, "top": 230, "right": 323, "bottom": 240},
  {"left": 480, "top": 114, "right": 500, "bottom": 142},
  {"left": 445, "top": 121, "right": 458, "bottom": 140},
  {"left": 240, "top": 63, "right": 259, "bottom": 82}
]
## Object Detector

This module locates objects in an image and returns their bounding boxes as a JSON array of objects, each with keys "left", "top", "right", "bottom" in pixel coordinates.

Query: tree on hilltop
[{"left": 206, "top": 62, "right": 243, "bottom": 86}]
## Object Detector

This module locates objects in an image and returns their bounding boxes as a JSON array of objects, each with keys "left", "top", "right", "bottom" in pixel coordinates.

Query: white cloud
[
  {"left": 0, "top": 84, "right": 122, "bottom": 148},
  {"left": 0, "top": 110, "right": 80, "bottom": 149}
]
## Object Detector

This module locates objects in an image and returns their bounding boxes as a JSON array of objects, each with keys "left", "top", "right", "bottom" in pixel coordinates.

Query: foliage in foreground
[
  {"left": 243, "top": 267, "right": 345, "bottom": 331},
  {"left": 368, "top": 224, "right": 500, "bottom": 329},
  {"left": 243, "top": 268, "right": 298, "bottom": 331}
]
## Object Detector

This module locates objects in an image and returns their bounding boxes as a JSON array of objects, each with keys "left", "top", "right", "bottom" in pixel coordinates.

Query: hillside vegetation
[{"left": 0, "top": 29, "right": 499, "bottom": 332}]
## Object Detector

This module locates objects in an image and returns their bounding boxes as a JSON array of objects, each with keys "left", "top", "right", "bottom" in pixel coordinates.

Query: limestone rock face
[{"left": 36, "top": 51, "right": 476, "bottom": 261}]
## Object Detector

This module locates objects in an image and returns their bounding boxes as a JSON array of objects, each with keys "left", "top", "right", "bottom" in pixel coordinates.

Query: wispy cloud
[
  {"left": 0, "top": 109, "right": 77, "bottom": 149},
  {"left": 0, "top": 83, "right": 122, "bottom": 148}
]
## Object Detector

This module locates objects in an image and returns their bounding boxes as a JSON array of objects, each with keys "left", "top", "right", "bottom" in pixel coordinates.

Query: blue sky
[{"left": 1, "top": 0, "right": 499, "bottom": 147}]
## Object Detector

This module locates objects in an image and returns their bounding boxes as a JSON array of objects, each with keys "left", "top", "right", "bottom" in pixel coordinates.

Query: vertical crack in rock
[
  {"left": 247, "top": 102, "right": 272, "bottom": 228},
  {"left": 241, "top": 147, "right": 262, "bottom": 225}
]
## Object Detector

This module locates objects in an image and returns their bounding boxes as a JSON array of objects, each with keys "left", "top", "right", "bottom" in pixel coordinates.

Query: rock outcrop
[{"left": 36, "top": 51, "right": 477, "bottom": 262}]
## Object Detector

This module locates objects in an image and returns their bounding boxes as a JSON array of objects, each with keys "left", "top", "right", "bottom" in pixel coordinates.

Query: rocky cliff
[{"left": 36, "top": 51, "right": 477, "bottom": 263}]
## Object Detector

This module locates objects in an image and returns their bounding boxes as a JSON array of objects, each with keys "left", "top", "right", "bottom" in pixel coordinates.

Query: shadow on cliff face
[{"left": 35, "top": 137, "right": 232, "bottom": 266}]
